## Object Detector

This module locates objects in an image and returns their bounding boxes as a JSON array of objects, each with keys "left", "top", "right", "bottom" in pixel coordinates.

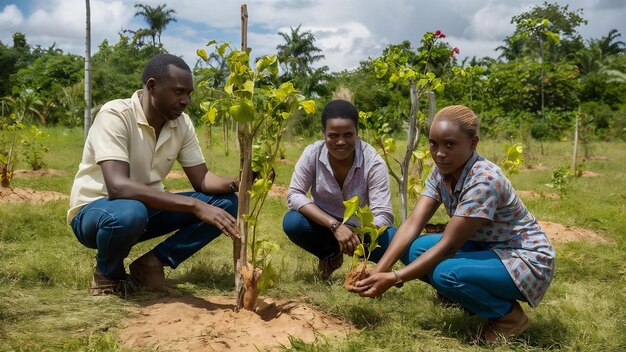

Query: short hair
[
  {"left": 141, "top": 54, "right": 191, "bottom": 85},
  {"left": 321, "top": 100, "right": 358, "bottom": 130},
  {"left": 431, "top": 105, "right": 479, "bottom": 138}
]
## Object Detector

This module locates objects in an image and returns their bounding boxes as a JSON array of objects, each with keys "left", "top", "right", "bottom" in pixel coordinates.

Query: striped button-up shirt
[{"left": 287, "top": 140, "right": 394, "bottom": 227}]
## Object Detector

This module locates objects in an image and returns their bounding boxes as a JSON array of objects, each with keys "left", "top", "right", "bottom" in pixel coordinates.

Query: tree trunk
[
  {"left": 399, "top": 81, "right": 420, "bottom": 221},
  {"left": 84, "top": 0, "right": 92, "bottom": 141},
  {"left": 572, "top": 109, "right": 579, "bottom": 172}
]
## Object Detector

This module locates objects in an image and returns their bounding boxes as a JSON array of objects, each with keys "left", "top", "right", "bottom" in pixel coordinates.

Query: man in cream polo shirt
[{"left": 68, "top": 54, "right": 240, "bottom": 297}]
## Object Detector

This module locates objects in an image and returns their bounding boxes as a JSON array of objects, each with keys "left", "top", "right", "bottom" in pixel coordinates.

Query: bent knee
[
  {"left": 219, "top": 193, "right": 238, "bottom": 217},
  {"left": 101, "top": 200, "right": 148, "bottom": 235},
  {"left": 429, "top": 265, "right": 463, "bottom": 291},
  {"left": 282, "top": 211, "right": 305, "bottom": 236}
]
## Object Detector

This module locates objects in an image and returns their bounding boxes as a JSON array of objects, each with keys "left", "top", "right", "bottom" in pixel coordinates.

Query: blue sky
[{"left": 1, "top": 0, "right": 625, "bottom": 72}]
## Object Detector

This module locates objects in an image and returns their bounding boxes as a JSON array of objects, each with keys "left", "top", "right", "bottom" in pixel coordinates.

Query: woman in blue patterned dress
[{"left": 349, "top": 105, "right": 555, "bottom": 342}]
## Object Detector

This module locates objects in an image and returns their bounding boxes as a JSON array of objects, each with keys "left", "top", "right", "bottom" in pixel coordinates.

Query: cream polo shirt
[{"left": 67, "top": 90, "right": 205, "bottom": 223}]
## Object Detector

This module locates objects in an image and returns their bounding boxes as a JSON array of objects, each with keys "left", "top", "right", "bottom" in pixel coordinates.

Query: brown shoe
[
  {"left": 90, "top": 269, "right": 137, "bottom": 298},
  {"left": 129, "top": 252, "right": 166, "bottom": 291},
  {"left": 482, "top": 301, "right": 530, "bottom": 343},
  {"left": 318, "top": 252, "right": 343, "bottom": 280}
]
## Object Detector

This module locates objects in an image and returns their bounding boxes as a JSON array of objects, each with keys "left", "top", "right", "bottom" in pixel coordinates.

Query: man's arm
[
  {"left": 100, "top": 160, "right": 239, "bottom": 238},
  {"left": 182, "top": 163, "right": 237, "bottom": 194}
]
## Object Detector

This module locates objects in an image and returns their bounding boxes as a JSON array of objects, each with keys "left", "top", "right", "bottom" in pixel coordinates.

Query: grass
[{"left": 0, "top": 125, "right": 624, "bottom": 351}]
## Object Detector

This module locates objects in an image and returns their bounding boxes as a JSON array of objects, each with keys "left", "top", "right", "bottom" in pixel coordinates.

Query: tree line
[{"left": 0, "top": 2, "right": 624, "bottom": 142}]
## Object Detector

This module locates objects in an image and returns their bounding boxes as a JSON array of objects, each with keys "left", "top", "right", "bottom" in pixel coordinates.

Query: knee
[
  {"left": 429, "top": 264, "right": 462, "bottom": 291},
  {"left": 101, "top": 200, "right": 148, "bottom": 237},
  {"left": 218, "top": 193, "right": 238, "bottom": 217},
  {"left": 282, "top": 211, "right": 304, "bottom": 238}
]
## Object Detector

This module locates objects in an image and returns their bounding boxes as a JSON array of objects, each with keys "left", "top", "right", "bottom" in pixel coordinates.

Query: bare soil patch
[
  {"left": 539, "top": 221, "right": 609, "bottom": 243},
  {"left": 0, "top": 187, "right": 67, "bottom": 203},
  {"left": 118, "top": 295, "right": 354, "bottom": 352},
  {"left": 166, "top": 170, "right": 187, "bottom": 180},
  {"left": 13, "top": 168, "right": 65, "bottom": 177},
  {"left": 517, "top": 190, "right": 560, "bottom": 199},
  {"left": 585, "top": 155, "right": 609, "bottom": 161},
  {"left": 268, "top": 185, "right": 288, "bottom": 199},
  {"left": 581, "top": 171, "right": 600, "bottom": 177},
  {"left": 526, "top": 164, "right": 547, "bottom": 170}
]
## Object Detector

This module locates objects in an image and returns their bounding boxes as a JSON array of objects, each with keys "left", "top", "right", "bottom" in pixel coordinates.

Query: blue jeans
[
  {"left": 375, "top": 232, "right": 526, "bottom": 319},
  {"left": 70, "top": 192, "right": 237, "bottom": 280},
  {"left": 282, "top": 210, "right": 397, "bottom": 260}
]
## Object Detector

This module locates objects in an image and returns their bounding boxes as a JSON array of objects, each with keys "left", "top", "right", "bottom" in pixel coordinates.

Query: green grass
[{"left": 0, "top": 126, "right": 624, "bottom": 351}]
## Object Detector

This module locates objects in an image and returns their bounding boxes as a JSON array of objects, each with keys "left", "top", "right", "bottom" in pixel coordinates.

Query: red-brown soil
[
  {"left": 267, "top": 185, "right": 288, "bottom": 199},
  {"left": 517, "top": 190, "right": 560, "bottom": 199},
  {"left": 13, "top": 168, "right": 65, "bottom": 177},
  {"left": 539, "top": 220, "right": 609, "bottom": 243},
  {"left": 0, "top": 186, "right": 67, "bottom": 203},
  {"left": 118, "top": 295, "right": 354, "bottom": 352}
]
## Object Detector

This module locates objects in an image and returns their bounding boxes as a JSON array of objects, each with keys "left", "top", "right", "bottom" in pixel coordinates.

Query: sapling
[{"left": 341, "top": 196, "right": 388, "bottom": 290}]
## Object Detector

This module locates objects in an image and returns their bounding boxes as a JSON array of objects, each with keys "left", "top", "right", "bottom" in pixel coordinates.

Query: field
[{"left": 0, "top": 126, "right": 624, "bottom": 351}]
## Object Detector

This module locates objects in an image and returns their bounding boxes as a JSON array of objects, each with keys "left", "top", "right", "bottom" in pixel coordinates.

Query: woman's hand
[
  {"left": 348, "top": 271, "right": 396, "bottom": 297},
  {"left": 333, "top": 224, "right": 359, "bottom": 255}
]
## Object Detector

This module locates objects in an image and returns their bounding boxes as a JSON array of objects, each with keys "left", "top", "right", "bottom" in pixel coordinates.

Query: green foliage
[
  {"left": 546, "top": 166, "right": 572, "bottom": 194},
  {"left": 341, "top": 196, "right": 388, "bottom": 267},
  {"left": 133, "top": 3, "right": 177, "bottom": 46},
  {"left": 0, "top": 113, "right": 24, "bottom": 187},
  {"left": 21, "top": 125, "right": 48, "bottom": 171},
  {"left": 252, "top": 239, "right": 280, "bottom": 295},
  {"left": 500, "top": 143, "right": 525, "bottom": 175},
  {"left": 197, "top": 40, "right": 315, "bottom": 294}
]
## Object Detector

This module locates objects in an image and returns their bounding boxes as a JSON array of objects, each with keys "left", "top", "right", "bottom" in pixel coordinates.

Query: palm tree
[
  {"left": 595, "top": 29, "right": 625, "bottom": 57},
  {"left": 276, "top": 25, "right": 327, "bottom": 96},
  {"left": 134, "top": 3, "right": 177, "bottom": 46}
]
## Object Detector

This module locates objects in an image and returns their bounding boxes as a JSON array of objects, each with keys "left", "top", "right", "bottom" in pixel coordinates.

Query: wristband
[
  {"left": 329, "top": 221, "right": 341, "bottom": 233},
  {"left": 393, "top": 270, "right": 404, "bottom": 288},
  {"left": 228, "top": 181, "right": 239, "bottom": 192}
]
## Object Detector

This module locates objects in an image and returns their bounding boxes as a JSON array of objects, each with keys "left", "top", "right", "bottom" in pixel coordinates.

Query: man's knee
[
  {"left": 110, "top": 201, "right": 149, "bottom": 235},
  {"left": 216, "top": 193, "right": 238, "bottom": 217}
]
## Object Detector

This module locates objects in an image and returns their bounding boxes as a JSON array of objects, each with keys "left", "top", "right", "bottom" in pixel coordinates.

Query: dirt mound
[
  {"left": 581, "top": 171, "right": 600, "bottom": 177},
  {"left": 166, "top": 170, "right": 187, "bottom": 180},
  {"left": 0, "top": 187, "right": 67, "bottom": 203},
  {"left": 517, "top": 190, "right": 560, "bottom": 199},
  {"left": 275, "top": 158, "right": 295, "bottom": 166},
  {"left": 526, "top": 164, "right": 547, "bottom": 170},
  {"left": 539, "top": 221, "right": 608, "bottom": 243},
  {"left": 13, "top": 168, "right": 65, "bottom": 177},
  {"left": 118, "top": 295, "right": 354, "bottom": 352},
  {"left": 268, "top": 185, "right": 288, "bottom": 199}
]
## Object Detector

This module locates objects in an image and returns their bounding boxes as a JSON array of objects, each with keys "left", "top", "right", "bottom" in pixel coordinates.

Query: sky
[{"left": 1, "top": 0, "right": 625, "bottom": 72}]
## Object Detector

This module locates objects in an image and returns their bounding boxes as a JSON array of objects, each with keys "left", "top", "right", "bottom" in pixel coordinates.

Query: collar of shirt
[
  {"left": 443, "top": 150, "right": 480, "bottom": 197},
  {"left": 131, "top": 90, "right": 178, "bottom": 130},
  {"left": 319, "top": 139, "right": 364, "bottom": 173}
]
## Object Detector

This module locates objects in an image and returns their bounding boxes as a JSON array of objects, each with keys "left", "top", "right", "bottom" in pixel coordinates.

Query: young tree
[{"left": 84, "top": 0, "right": 92, "bottom": 140}]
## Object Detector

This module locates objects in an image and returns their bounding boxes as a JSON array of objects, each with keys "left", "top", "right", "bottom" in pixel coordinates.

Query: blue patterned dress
[{"left": 421, "top": 151, "right": 555, "bottom": 307}]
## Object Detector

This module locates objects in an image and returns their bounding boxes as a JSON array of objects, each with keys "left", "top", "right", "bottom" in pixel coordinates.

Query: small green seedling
[{"left": 341, "top": 196, "right": 388, "bottom": 288}]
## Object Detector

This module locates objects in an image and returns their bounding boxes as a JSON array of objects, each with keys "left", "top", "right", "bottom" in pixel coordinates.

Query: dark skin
[
  {"left": 298, "top": 118, "right": 360, "bottom": 255},
  {"left": 349, "top": 118, "right": 486, "bottom": 297},
  {"left": 99, "top": 65, "right": 240, "bottom": 250}
]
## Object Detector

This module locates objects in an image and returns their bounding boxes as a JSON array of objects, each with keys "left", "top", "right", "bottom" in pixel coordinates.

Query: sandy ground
[
  {"left": 118, "top": 295, "right": 354, "bottom": 352},
  {"left": 0, "top": 186, "right": 67, "bottom": 203},
  {"left": 538, "top": 220, "right": 609, "bottom": 243}
]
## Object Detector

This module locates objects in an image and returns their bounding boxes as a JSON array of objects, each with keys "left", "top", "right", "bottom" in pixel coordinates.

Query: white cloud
[{"left": 467, "top": 3, "right": 527, "bottom": 40}]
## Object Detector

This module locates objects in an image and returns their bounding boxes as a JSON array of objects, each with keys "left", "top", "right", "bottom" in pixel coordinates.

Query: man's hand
[
  {"left": 332, "top": 224, "right": 359, "bottom": 255},
  {"left": 193, "top": 201, "right": 240, "bottom": 239},
  {"left": 347, "top": 271, "right": 396, "bottom": 297}
]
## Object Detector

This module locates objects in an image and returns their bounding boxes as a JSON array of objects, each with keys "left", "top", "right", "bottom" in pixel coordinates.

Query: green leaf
[
  {"left": 206, "top": 39, "right": 218, "bottom": 47},
  {"left": 224, "top": 83, "right": 234, "bottom": 95},
  {"left": 276, "top": 82, "right": 296, "bottom": 101},
  {"left": 353, "top": 243, "right": 365, "bottom": 258},
  {"left": 360, "top": 205, "right": 375, "bottom": 228},
  {"left": 217, "top": 42, "right": 229, "bottom": 56},
  {"left": 229, "top": 100, "right": 254, "bottom": 122},
  {"left": 301, "top": 100, "right": 316, "bottom": 114},
  {"left": 243, "top": 80, "right": 255, "bottom": 93},
  {"left": 342, "top": 196, "right": 360, "bottom": 224},
  {"left": 201, "top": 107, "right": 217, "bottom": 124},
  {"left": 196, "top": 49, "right": 208, "bottom": 61}
]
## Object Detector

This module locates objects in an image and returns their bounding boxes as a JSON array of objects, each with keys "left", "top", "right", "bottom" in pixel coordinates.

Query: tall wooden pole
[
  {"left": 84, "top": 0, "right": 92, "bottom": 141},
  {"left": 572, "top": 108, "right": 579, "bottom": 172},
  {"left": 234, "top": 3, "right": 251, "bottom": 310}
]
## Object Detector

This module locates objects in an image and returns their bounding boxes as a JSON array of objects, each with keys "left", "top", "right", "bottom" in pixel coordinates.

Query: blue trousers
[
  {"left": 70, "top": 192, "right": 237, "bottom": 280},
  {"left": 282, "top": 210, "right": 397, "bottom": 260},
  {"left": 375, "top": 232, "right": 526, "bottom": 319}
]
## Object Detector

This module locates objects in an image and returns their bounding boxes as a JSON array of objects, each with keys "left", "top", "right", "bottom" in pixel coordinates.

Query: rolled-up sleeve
[
  {"left": 286, "top": 145, "right": 316, "bottom": 211},
  {"left": 368, "top": 154, "right": 394, "bottom": 227}
]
